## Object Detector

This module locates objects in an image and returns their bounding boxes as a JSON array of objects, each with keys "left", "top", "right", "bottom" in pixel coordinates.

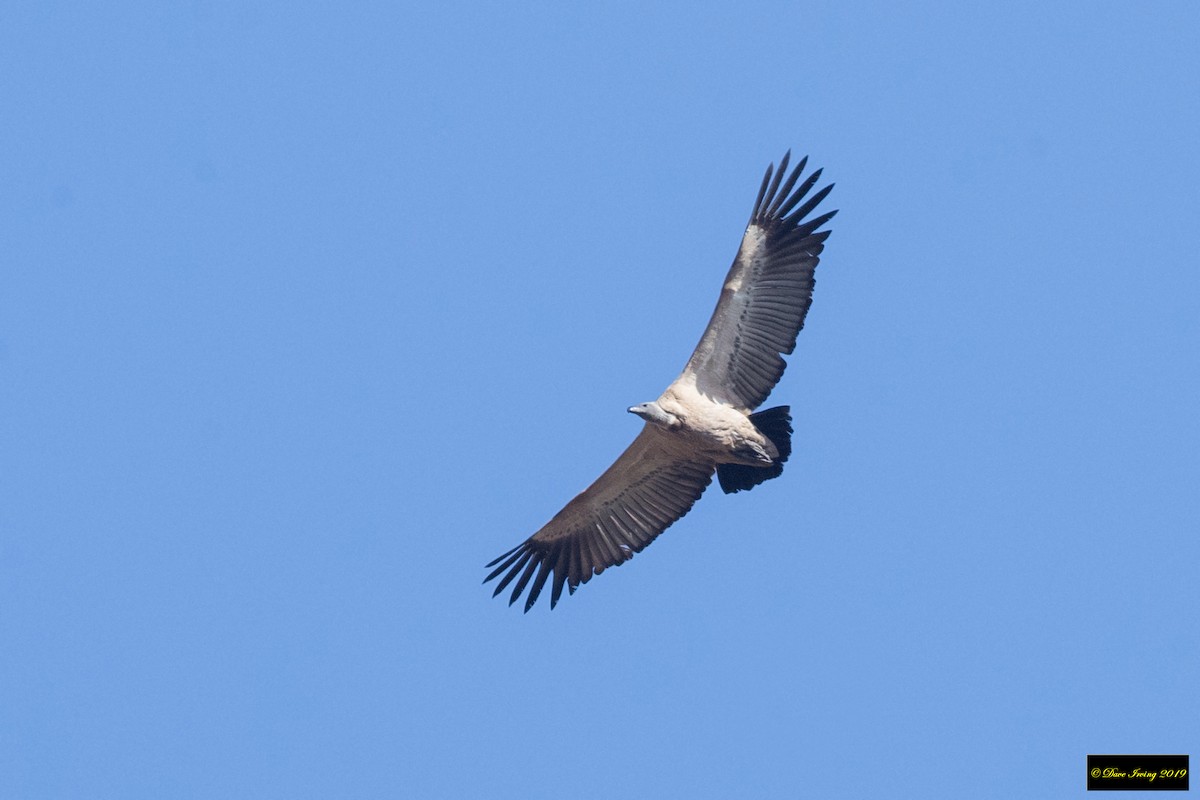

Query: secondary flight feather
[{"left": 485, "top": 151, "right": 835, "bottom": 611}]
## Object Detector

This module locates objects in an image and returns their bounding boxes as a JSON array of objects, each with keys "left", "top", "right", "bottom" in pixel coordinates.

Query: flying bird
[{"left": 485, "top": 151, "right": 835, "bottom": 611}]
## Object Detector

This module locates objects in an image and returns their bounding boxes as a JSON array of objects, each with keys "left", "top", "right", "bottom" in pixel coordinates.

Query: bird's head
[{"left": 628, "top": 401, "right": 679, "bottom": 428}]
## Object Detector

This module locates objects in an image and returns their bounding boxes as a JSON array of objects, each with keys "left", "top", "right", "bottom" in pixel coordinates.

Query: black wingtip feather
[
  {"left": 508, "top": 555, "right": 540, "bottom": 606},
  {"left": 483, "top": 545, "right": 526, "bottom": 583},
  {"left": 760, "top": 153, "right": 788, "bottom": 218},
  {"left": 752, "top": 165, "right": 773, "bottom": 219},
  {"left": 491, "top": 548, "right": 533, "bottom": 597},
  {"left": 765, "top": 156, "right": 807, "bottom": 219},
  {"left": 484, "top": 543, "right": 522, "bottom": 570},
  {"left": 550, "top": 548, "right": 570, "bottom": 609},
  {"left": 774, "top": 168, "right": 821, "bottom": 220},
  {"left": 523, "top": 554, "right": 555, "bottom": 613},
  {"left": 793, "top": 210, "right": 838, "bottom": 240},
  {"left": 783, "top": 183, "right": 835, "bottom": 229}
]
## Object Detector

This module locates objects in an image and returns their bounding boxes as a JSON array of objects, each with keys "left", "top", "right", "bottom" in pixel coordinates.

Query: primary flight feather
[{"left": 485, "top": 151, "right": 836, "bottom": 612}]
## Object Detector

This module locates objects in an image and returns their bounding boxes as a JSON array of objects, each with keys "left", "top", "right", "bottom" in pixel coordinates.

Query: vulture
[{"left": 485, "top": 151, "right": 835, "bottom": 612}]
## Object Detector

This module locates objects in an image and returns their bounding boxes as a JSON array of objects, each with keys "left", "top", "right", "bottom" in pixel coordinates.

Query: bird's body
[
  {"left": 485, "top": 151, "right": 835, "bottom": 611},
  {"left": 648, "top": 382, "right": 779, "bottom": 466}
]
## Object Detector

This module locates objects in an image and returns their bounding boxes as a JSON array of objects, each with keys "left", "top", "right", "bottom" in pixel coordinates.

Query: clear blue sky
[{"left": 2, "top": 2, "right": 1197, "bottom": 798}]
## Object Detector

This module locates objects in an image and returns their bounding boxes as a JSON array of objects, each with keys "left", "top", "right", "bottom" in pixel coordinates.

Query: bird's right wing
[{"left": 484, "top": 426, "right": 714, "bottom": 612}]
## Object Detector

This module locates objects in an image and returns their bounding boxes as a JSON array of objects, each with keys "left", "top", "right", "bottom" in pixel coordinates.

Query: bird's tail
[{"left": 717, "top": 406, "right": 793, "bottom": 494}]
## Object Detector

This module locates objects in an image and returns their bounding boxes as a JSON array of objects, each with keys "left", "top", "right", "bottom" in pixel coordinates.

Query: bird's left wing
[
  {"left": 679, "top": 152, "right": 836, "bottom": 411},
  {"left": 484, "top": 426, "right": 714, "bottom": 612}
]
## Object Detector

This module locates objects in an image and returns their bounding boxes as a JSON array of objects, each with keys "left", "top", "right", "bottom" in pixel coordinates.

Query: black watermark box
[{"left": 1087, "top": 754, "right": 1188, "bottom": 791}]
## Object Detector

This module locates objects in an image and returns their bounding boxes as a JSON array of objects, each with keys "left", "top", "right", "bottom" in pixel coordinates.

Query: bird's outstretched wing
[
  {"left": 680, "top": 152, "right": 836, "bottom": 411},
  {"left": 484, "top": 427, "right": 714, "bottom": 612}
]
